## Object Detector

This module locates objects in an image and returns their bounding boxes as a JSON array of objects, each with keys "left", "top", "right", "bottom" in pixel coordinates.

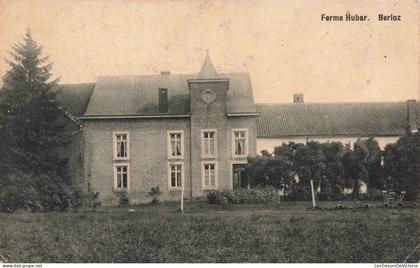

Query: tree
[
  {"left": 342, "top": 142, "right": 368, "bottom": 198},
  {"left": 245, "top": 155, "right": 293, "bottom": 192},
  {"left": 291, "top": 141, "right": 326, "bottom": 200},
  {"left": 383, "top": 134, "right": 419, "bottom": 200},
  {"left": 320, "top": 142, "right": 346, "bottom": 200},
  {"left": 355, "top": 138, "right": 384, "bottom": 193},
  {"left": 0, "top": 30, "right": 72, "bottom": 211}
]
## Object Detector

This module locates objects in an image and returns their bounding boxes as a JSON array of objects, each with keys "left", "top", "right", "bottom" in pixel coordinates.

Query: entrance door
[{"left": 232, "top": 164, "right": 248, "bottom": 189}]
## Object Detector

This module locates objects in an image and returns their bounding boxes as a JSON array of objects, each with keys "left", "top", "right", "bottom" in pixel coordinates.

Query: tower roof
[{"left": 197, "top": 51, "right": 220, "bottom": 79}]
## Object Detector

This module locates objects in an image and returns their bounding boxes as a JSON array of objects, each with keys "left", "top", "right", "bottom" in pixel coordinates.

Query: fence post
[
  {"left": 181, "top": 176, "right": 184, "bottom": 213},
  {"left": 310, "top": 179, "right": 316, "bottom": 208}
]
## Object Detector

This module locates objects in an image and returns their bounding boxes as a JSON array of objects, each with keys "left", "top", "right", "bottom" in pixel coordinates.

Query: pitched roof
[
  {"left": 84, "top": 72, "right": 255, "bottom": 116},
  {"left": 54, "top": 83, "right": 95, "bottom": 117},
  {"left": 256, "top": 102, "right": 420, "bottom": 138}
]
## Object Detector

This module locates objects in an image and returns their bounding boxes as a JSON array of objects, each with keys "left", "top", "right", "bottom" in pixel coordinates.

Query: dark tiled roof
[
  {"left": 84, "top": 73, "right": 255, "bottom": 116},
  {"left": 416, "top": 103, "right": 420, "bottom": 129},
  {"left": 256, "top": 102, "right": 420, "bottom": 138},
  {"left": 54, "top": 83, "right": 95, "bottom": 117}
]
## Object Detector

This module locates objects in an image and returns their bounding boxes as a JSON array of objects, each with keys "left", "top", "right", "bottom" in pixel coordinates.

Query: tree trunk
[{"left": 352, "top": 179, "right": 360, "bottom": 198}]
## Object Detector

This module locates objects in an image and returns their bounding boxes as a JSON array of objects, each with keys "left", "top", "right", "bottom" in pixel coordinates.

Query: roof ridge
[
  {"left": 256, "top": 101, "right": 411, "bottom": 105},
  {"left": 97, "top": 72, "right": 249, "bottom": 80},
  {"left": 58, "top": 82, "right": 96, "bottom": 86}
]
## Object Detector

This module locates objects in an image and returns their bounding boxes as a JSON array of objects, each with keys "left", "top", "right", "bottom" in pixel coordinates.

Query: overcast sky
[{"left": 0, "top": 0, "right": 418, "bottom": 103}]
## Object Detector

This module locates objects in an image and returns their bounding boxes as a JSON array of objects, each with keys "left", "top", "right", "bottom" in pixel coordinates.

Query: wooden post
[
  {"left": 310, "top": 179, "right": 316, "bottom": 208},
  {"left": 180, "top": 176, "right": 184, "bottom": 213}
]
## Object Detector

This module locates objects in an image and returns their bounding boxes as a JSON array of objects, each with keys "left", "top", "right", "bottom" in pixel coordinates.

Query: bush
[
  {"left": 207, "top": 191, "right": 228, "bottom": 205},
  {"left": 67, "top": 186, "right": 83, "bottom": 209},
  {"left": 207, "top": 187, "right": 281, "bottom": 205},
  {"left": 118, "top": 190, "right": 130, "bottom": 207},
  {"left": 147, "top": 186, "right": 161, "bottom": 205},
  {"left": 0, "top": 184, "right": 42, "bottom": 212},
  {"left": 83, "top": 190, "right": 101, "bottom": 208},
  {"left": 0, "top": 172, "right": 73, "bottom": 212}
]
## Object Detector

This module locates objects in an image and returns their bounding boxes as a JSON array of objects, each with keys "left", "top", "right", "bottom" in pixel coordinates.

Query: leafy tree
[
  {"left": 320, "top": 142, "right": 346, "bottom": 200},
  {"left": 342, "top": 141, "right": 368, "bottom": 198},
  {"left": 0, "top": 30, "right": 72, "bottom": 211},
  {"left": 291, "top": 141, "right": 326, "bottom": 200},
  {"left": 273, "top": 142, "right": 301, "bottom": 160},
  {"left": 354, "top": 138, "right": 384, "bottom": 193},
  {"left": 383, "top": 134, "right": 419, "bottom": 200},
  {"left": 245, "top": 154, "right": 293, "bottom": 194},
  {"left": 260, "top": 149, "right": 272, "bottom": 157}
]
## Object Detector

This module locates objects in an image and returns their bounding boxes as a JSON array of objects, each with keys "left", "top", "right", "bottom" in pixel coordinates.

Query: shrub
[
  {"left": 83, "top": 190, "right": 101, "bottom": 208},
  {"left": 67, "top": 186, "right": 83, "bottom": 209},
  {"left": 0, "top": 172, "right": 74, "bottom": 212},
  {"left": 118, "top": 190, "right": 130, "bottom": 207},
  {"left": 207, "top": 187, "right": 281, "bottom": 205},
  {"left": 147, "top": 186, "right": 161, "bottom": 204},
  {"left": 220, "top": 191, "right": 239, "bottom": 204},
  {"left": 207, "top": 191, "right": 227, "bottom": 205},
  {"left": 0, "top": 183, "right": 42, "bottom": 212}
]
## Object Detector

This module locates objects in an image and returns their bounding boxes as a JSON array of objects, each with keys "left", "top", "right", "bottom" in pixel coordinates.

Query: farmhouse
[{"left": 55, "top": 54, "right": 420, "bottom": 204}]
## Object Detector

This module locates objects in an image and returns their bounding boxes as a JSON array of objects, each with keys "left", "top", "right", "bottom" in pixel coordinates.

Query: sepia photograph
[{"left": 0, "top": 0, "right": 419, "bottom": 265}]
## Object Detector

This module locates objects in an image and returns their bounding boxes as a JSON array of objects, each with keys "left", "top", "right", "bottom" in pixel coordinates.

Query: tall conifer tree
[{"left": 0, "top": 30, "right": 71, "bottom": 211}]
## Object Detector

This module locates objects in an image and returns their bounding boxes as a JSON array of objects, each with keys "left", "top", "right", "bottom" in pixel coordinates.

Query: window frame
[
  {"left": 113, "top": 131, "right": 130, "bottom": 160},
  {"left": 167, "top": 130, "right": 184, "bottom": 159},
  {"left": 113, "top": 163, "right": 130, "bottom": 192},
  {"left": 201, "top": 161, "right": 218, "bottom": 190},
  {"left": 232, "top": 128, "right": 249, "bottom": 158},
  {"left": 168, "top": 162, "right": 184, "bottom": 191},
  {"left": 201, "top": 129, "right": 217, "bottom": 158}
]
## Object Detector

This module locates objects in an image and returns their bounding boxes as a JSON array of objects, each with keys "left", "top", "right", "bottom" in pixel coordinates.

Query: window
[
  {"left": 114, "top": 164, "right": 130, "bottom": 191},
  {"left": 232, "top": 129, "right": 248, "bottom": 157},
  {"left": 168, "top": 163, "right": 183, "bottom": 190},
  {"left": 201, "top": 129, "right": 217, "bottom": 157},
  {"left": 168, "top": 130, "right": 184, "bottom": 159},
  {"left": 202, "top": 162, "right": 217, "bottom": 190},
  {"left": 113, "top": 132, "right": 129, "bottom": 159}
]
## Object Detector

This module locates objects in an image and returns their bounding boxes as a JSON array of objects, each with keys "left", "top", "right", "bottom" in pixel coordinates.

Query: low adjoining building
[{"left": 256, "top": 96, "right": 419, "bottom": 152}]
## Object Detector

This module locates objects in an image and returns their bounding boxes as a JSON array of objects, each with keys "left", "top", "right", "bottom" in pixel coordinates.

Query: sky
[{"left": 0, "top": 0, "right": 418, "bottom": 103}]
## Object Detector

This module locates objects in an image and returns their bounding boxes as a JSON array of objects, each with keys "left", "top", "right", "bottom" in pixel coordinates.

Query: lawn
[{"left": 0, "top": 201, "right": 418, "bottom": 263}]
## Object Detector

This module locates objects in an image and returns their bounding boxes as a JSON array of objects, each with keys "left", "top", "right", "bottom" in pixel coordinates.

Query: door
[{"left": 232, "top": 164, "right": 248, "bottom": 189}]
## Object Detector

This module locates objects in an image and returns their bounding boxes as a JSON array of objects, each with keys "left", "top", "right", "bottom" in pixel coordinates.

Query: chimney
[
  {"left": 293, "top": 93, "right": 304, "bottom": 104},
  {"left": 159, "top": 88, "right": 168, "bottom": 113},
  {"left": 406, "top": 99, "right": 417, "bottom": 134},
  {"left": 160, "top": 71, "right": 171, "bottom": 76}
]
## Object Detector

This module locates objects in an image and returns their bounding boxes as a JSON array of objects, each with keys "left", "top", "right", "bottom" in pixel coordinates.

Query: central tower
[{"left": 188, "top": 52, "right": 230, "bottom": 197}]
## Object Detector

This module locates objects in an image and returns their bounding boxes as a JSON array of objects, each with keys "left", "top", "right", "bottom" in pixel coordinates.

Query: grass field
[{"left": 0, "top": 201, "right": 419, "bottom": 263}]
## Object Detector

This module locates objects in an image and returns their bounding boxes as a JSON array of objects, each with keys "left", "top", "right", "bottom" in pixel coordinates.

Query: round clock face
[{"left": 201, "top": 89, "right": 216, "bottom": 104}]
